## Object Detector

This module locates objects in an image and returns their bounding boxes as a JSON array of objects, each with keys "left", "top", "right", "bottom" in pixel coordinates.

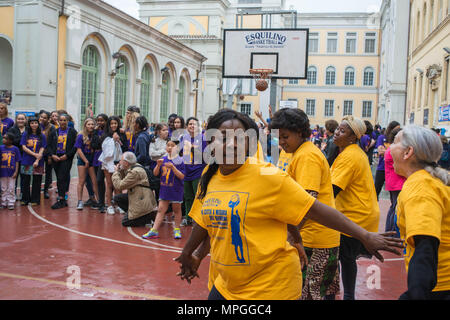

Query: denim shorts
[{"left": 77, "top": 154, "right": 94, "bottom": 167}]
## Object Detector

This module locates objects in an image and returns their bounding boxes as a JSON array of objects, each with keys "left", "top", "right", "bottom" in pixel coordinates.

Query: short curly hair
[{"left": 269, "top": 108, "right": 311, "bottom": 139}]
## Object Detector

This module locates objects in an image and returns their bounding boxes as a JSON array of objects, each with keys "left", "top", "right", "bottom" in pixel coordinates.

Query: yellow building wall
[
  {"left": 0, "top": 6, "right": 14, "bottom": 40},
  {"left": 191, "top": 16, "right": 209, "bottom": 35},
  {"left": 407, "top": 0, "right": 450, "bottom": 128}
]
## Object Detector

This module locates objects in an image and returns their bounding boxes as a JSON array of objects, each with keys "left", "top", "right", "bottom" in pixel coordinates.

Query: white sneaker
[
  {"left": 116, "top": 207, "right": 125, "bottom": 214},
  {"left": 107, "top": 206, "right": 115, "bottom": 215},
  {"left": 77, "top": 200, "right": 84, "bottom": 210}
]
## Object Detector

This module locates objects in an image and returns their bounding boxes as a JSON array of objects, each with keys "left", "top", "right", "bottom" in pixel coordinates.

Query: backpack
[{"left": 133, "top": 164, "right": 158, "bottom": 190}]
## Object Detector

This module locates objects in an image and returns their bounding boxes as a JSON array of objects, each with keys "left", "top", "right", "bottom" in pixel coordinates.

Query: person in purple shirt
[
  {"left": 180, "top": 117, "right": 207, "bottom": 226},
  {"left": 142, "top": 139, "right": 185, "bottom": 240},
  {"left": 0, "top": 133, "right": 21, "bottom": 209},
  {"left": 374, "top": 121, "right": 400, "bottom": 200},
  {"left": 75, "top": 117, "right": 100, "bottom": 210},
  {"left": 20, "top": 117, "right": 47, "bottom": 205},
  {"left": 0, "top": 102, "right": 14, "bottom": 136}
]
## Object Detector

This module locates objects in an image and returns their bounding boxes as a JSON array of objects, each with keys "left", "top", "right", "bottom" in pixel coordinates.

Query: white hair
[
  {"left": 122, "top": 151, "right": 137, "bottom": 165},
  {"left": 401, "top": 125, "right": 449, "bottom": 186}
]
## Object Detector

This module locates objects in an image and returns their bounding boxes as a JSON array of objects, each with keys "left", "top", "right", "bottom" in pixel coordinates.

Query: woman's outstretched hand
[{"left": 361, "top": 231, "right": 404, "bottom": 262}]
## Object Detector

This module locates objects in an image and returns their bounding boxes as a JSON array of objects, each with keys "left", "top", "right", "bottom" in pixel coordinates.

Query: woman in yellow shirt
[
  {"left": 270, "top": 108, "right": 341, "bottom": 300},
  {"left": 390, "top": 125, "right": 450, "bottom": 299},
  {"left": 331, "top": 116, "right": 381, "bottom": 300},
  {"left": 175, "top": 109, "right": 403, "bottom": 300}
]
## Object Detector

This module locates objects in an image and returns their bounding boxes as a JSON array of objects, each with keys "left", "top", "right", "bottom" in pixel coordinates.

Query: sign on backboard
[{"left": 222, "top": 28, "right": 309, "bottom": 79}]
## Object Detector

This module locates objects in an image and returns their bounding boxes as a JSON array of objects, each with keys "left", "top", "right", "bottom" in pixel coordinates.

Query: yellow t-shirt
[
  {"left": 396, "top": 169, "right": 450, "bottom": 292},
  {"left": 277, "top": 150, "right": 292, "bottom": 173},
  {"left": 331, "top": 144, "right": 379, "bottom": 234},
  {"left": 287, "top": 141, "right": 340, "bottom": 248},
  {"left": 189, "top": 157, "right": 316, "bottom": 300}
]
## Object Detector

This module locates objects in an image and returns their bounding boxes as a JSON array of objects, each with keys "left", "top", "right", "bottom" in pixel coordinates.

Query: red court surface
[{"left": 0, "top": 180, "right": 406, "bottom": 300}]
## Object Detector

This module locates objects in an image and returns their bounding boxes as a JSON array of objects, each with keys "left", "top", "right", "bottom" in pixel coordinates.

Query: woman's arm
[
  {"left": 399, "top": 235, "right": 439, "bottom": 300},
  {"left": 76, "top": 148, "right": 89, "bottom": 166},
  {"left": 305, "top": 200, "right": 404, "bottom": 261}
]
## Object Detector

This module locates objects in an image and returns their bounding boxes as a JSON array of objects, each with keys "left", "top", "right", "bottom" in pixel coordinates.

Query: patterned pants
[{"left": 301, "top": 246, "right": 340, "bottom": 300}]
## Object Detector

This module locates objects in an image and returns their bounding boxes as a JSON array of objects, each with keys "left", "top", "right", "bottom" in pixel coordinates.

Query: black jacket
[
  {"left": 7, "top": 125, "right": 25, "bottom": 152},
  {"left": 47, "top": 127, "right": 78, "bottom": 159}
]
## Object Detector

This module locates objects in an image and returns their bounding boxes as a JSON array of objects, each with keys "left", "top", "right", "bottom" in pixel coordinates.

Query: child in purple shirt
[
  {"left": 20, "top": 117, "right": 47, "bottom": 205},
  {"left": 142, "top": 139, "right": 185, "bottom": 240},
  {"left": 0, "top": 133, "right": 21, "bottom": 209}
]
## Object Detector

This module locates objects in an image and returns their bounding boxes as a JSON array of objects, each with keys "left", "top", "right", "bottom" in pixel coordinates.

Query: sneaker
[
  {"left": 51, "top": 200, "right": 66, "bottom": 210},
  {"left": 44, "top": 191, "right": 50, "bottom": 199},
  {"left": 116, "top": 206, "right": 125, "bottom": 214},
  {"left": 99, "top": 205, "right": 106, "bottom": 213},
  {"left": 76, "top": 200, "right": 84, "bottom": 210},
  {"left": 106, "top": 206, "right": 115, "bottom": 215},
  {"left": 64, "top": 194, "right": 68, "bottom": 201},
  {"left": 8, "top": 205, "right": 14, "bottom": 210},
  {"left": 91, "top": 201, "right": 101, "bottom": 210},
  {"left": 142, "top": 229, "right": 159, "bottom": 239},
  {"left": 84, "top": 198, "right": 95, "bottom": 207},
  {"left": 173, "top": 228, "right": 182, "bottom": 239}
]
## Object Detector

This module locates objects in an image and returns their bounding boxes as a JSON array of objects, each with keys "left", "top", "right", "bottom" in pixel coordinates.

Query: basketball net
[{"left": 249, "top": 68, "right": 273, "bottom": 92}]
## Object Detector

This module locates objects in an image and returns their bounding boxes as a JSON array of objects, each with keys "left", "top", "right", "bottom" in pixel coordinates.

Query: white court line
[
  {"left": 26, "top": 205, "right": 182, "bottom": 254},
  {"left": 127, "top": 227, "right": 183, "bottom": 251}
]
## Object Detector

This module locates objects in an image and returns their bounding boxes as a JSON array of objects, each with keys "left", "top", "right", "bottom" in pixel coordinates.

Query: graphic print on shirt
[{"left": 202, "top": 191, "right": 250, "bottom": 266}]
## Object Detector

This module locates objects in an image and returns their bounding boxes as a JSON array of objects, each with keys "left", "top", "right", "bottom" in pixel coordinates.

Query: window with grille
[
  {"left": 324, "top": 100, "right": 334, "bottom": 117},
  {"left": 364, "top": 32, "right": 376, "bottom": 53},
  {"left": 81, "top": 46, "right": 99, "bottom": 121},
  {"left": 140, "top": 64, "right": 153, "bottom": 119},
  {"left": 306, "top": 99, "right": 315, "bottom": 116},
  {"left": 346, "top": 32, "right": 357, "bottom": 53},
  {"left": 240, "top": 103, "right": 251, "bottom": 116},
  {"left": 344, "top": 67, "right": 355, "bottom": 86},
  {"left": 288, "top": 79, "right": 299, "bottom": 84},
  {"left": 160, "top": 70, "right": 170, "bottom": 122},
  {"left": 326, "top": 66, "right": 336, "bottom": 85},
  {"left": 363, "top": 67, "right": 374, "bottom": 86},
  {"left": 362, "top": 101, "right": 372, "bottom": 118},
  {"left": 114, "top": 56, "right": 128, "bottom": 117},
  {"left": 327, "top": 32, "right": 338, "bottom": 53},
  {"left": 343, "top": 100, "right": 353, "bottom": 116},
  {"left": 308, "top": 32, "right": 319, "bottom": 53},
  {"left": 177, "top": 77, "right": 185, "bottom": 117},
  {"left": 307, "top": 66, "right": 317, "bottom": 85}
]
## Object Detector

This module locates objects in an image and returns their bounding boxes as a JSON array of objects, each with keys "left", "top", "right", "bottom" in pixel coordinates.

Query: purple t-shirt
[
  {"left": 158, "top": 156, "right": 185, "bottom": 202},
  {"left": 20, "top": 133, "right": 47, "bottom": 167},
  {"left": 180, "top": 133, "right": 207, "bottom": 181},
  {"left": 56, "top": 128, "right": 69, "bottom": 155},
  {"left": 75, "top": 134, "right": 94, "bottom": 155},
  {"left": 375, "top": 134, "right": 387, "bottom": 171},
  {"left": 0, "top": 145, "right": 21, "bottom": 177},
  {"left": 0, "top": 117, "right": 14, "bottom": 136},
  {"left": 360, "top": 134, "right": 371, "bottom": 152},
  {"left": 125, "top": 129, "right": 136, "bottom": 152}
]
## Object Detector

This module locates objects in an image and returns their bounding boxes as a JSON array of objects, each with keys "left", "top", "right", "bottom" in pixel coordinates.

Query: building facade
[
  {"left": 0, "top": 0, "right": 206, "bottom": 129},
  {"left": 280, "top": 13, "right": 381, "bottom": 127},
  {"left": 406, "top": 0, "right": 450, "bottom": 132},
  {"left": 377, "top": 0, "right": 410, "bottom": 128}
]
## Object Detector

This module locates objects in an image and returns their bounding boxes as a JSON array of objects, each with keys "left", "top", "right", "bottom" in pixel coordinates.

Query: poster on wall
[{"left": 439, "top": 105, "right": 450, "bottom": 122}]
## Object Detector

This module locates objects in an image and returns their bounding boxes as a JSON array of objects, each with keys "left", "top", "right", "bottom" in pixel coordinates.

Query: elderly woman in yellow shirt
[
  {"left": 390, "top": 125, "right": 450, "bottom": 300},
  {"left": 330, "top": 116, "right": 381, "bottom": 300},
  {"left": 175, "top": 109, "right": 403, "bottom": 300}
]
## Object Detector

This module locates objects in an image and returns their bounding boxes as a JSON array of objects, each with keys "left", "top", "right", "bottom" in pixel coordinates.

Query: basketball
[{"left": 255, "top": 79, "right": 268, "bottom": 91}]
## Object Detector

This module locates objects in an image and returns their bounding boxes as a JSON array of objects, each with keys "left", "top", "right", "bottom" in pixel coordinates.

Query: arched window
[
  {"left": 325, "top": 66, "right": 336, "bottom": 85},
  {"left": 307, "top": 66, "right": 317, "bottom": 85},
  {"left": 114, "top": 56, "right": 129, "bottom": 116},
  {"left": 177, "top": 77, "right": 185, "bottom": 117},
  {"left": 140, "top": 63, "right": 153, "bottom": 118},
  {"left": 363, "top": 67, "right": 375, "bottom": 86},
  {"left": 429, "top": 0, "right": 435, "bottom": 34},
  {"left": 423, "top": 3, "right": 427, "bottom": 40},
  {"left": 81, "top": 45, "right": 100, "bottom": 120},
  {"left": 160, "top": 70, "right": 170, "bottom": 121},
  {"left": 344, "top": 67, "right": 355, "bottom": 86}
]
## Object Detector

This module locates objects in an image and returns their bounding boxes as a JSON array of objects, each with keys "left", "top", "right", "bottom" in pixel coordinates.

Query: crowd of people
[{"left": 1, "top": 99, "right": 449, "bottom": 300}]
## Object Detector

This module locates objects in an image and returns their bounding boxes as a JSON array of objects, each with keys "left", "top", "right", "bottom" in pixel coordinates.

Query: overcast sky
[{"left": 103, "top": 0, "right": 383, "bottom": 19}]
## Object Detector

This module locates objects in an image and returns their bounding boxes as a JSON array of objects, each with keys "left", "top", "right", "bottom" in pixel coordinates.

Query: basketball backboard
[{"left": 222, "top": 28, "right": 309, "bottom": 80}]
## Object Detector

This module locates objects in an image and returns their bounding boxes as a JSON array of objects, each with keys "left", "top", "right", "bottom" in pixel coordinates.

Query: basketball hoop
[{"left": 250, "top": 68, "right": 273, "bottom": 92}]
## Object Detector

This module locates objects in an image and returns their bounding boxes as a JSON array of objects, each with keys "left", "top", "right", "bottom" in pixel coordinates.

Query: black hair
[
  {"left": 25, "top": 116, "right": 43, "bottom": 144},
  {"left": 3, "top": 132, "right": 14, "bottom": 143},
  {"left": 103, "top": 115, "right": 122, "bottom": 139},
  {"left": 364, "top": 120, "right": 374, "bottom": 135},
  {"left": 174, "top": 116, "right": 185, "bottom": 128},
  {"left": 39, "top": 110, "right": 51, "bottom": 118},
  {"left": 96, "top": 113, "right": 109, "bottom": 130},
  {"left": 387, "top": 126, "right": 402, "bottom": 144},
  {"left": 135, "top": 116, "right": 148, "bottom": 132},
  {"left": 168, "top": 113, "right": 178, "bottom": 120},
  {"left": 197, "top": 109, "right": 259, "bottom": 200},
  {"left": 269, "top": 108, "right": 311, "bottom": 139},
  {"left": 386, "top": 121, "right": 401, "bottom": 138},
  {"left": 186, "top": 116, "right": 199, "bottom": 126}
]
